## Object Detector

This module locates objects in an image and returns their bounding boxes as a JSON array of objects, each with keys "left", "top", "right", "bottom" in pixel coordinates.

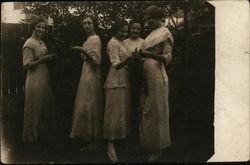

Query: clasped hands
[{"left": 131, "top": 48, "right": 152, "bottom": 60}]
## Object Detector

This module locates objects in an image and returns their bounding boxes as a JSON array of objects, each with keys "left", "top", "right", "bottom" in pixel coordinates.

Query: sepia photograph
[{"left": 1, "top": 0, "right": 249, "bottom": 164}]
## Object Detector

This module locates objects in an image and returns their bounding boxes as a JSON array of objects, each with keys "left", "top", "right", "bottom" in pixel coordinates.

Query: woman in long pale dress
[
  {"left": 124, "top": 22, "right": 144, "bottom": 138},
  {"left": 70, "top": 15, "right": 103, "bottom": 151},
  {"left": 22, "top": 18, "right": 56, "bottom": 144},
  {"left": 103, "top": 19, "right": 134, "bottom": 162},
  {"left": 136, "top": 6, "right": 174, "bottom": 161}
]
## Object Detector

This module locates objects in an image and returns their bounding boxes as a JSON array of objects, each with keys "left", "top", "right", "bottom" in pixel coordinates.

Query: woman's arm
[
  {"left": 71, "top": 46, "right": 93, "bottom": 63},
  {"left": 140, "top": 51, "right": 166, "bottom": 63},
  {"left": 162, "top": 38, "right": 173, "bottom": 66},
  {"left": 115, "top": 55, "right": 134, "bottom": 70},
  {"left": 81, "top": 50, "right": 94, "bottom": 63},
  {"left": 108, "top": 42, "right": 134, "bottom": 70},
  {"left": 80, "top": 53, "right": 86, "bottom": 61},
  {"left": 25, "top": 55, "right": 55, "bottom": 69},
  {"left": 23, "top": 48, "right": 55, "bottom": 69},
  {"left": 133, "top": 47, "right": 165, "bottom": 62},
  {"left": 140, "top": 38, "right": 173, "bottom": 65}
]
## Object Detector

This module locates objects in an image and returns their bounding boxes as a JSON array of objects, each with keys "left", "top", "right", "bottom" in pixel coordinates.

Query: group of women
[{"left": 22, "top": 6, "right": 173, "bottom": 162}]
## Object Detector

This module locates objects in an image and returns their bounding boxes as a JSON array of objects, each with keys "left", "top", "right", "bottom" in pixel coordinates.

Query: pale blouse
[
  {"left": 82, "top": 35, "right": 102, "bottom": 64},
  {"left": 124, "top": 38, "right": 144, "bottom": 55},
  {"left": 104, "top": 37, "right": 130, "bottom": 89},
  {"left": 23, "top": 37, "right": 48, "bottom": 67}
]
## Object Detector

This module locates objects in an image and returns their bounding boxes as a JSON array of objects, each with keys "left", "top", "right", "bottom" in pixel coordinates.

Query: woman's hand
[
  {"left": 127, "top": 55, "right": 135, "bottom": 60},
  {"left": 140, "top": 51, "right": 166, "bottom": 63},
  {"left": 132, "top": 48, "right": 142, "bottom": 58},
  {"left": 25, "top": 53, "right": 55, "bottom": 69},
  {"left": 71, "top": 46, "right": 89, "bottom": 57},
  {"left": 115, "top": 54, "right": 136, "bottom": 70},
  {"left": 43, "top": 53, "right": 56, "bottom": 61},
  {"left": 71, "top": 46, "right": 83, "bottom": 51},
  {"left": 80, "top": 53, "right": 86, "bottom": 61},
  {"left": 140, "top": 51, "right": 152, "bottom": 58}
]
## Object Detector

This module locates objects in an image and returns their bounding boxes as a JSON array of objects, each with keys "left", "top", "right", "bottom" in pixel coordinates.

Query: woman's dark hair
[
  {"left": 30, "top": 17, "right": 47, "bottom": 31},
  {"left": 144, "top": 6, "right": 163, "bottom": 20},
  {"left": 81, "top": 15, "right": 102, "bottom": 42},
  {"left": 110, "top": 19, "right": 128, "bottom": 37},
  {"left": 82, "top": 15, "right": 99, "bottom": 34}
]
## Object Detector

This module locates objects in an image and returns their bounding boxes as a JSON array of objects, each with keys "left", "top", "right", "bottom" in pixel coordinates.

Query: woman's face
[
  {"left": 116, "top": 25, "right": 128, "bottom": 41},
  {"left": 130, "top": 23, "right": 141, "bottom": 39},
  {"left": 82, "top": 17, "right": 95, "bottom": 34},
  {"left": 143, "top": 15, "right": 160, "bottom": 32},
  {"left": 34, "top": 22, "right": 46, "bottom": 38}
]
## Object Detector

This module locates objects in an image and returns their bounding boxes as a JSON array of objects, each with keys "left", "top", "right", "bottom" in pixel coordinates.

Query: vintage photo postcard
[{"left": 1, "top": 0, "right": 249, "bottom": 164}]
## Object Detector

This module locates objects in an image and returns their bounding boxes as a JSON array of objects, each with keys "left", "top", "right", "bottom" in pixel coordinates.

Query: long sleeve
[
  {"left": 83, "top": 35, "right": 102, "bottom": 64},
  {"left": 107, "top": 41, "right": 121, "bottom": 68},
  {"left": 23, "top": 48, "right": 34, "bottom": 68},
  {"left": 162, "top": 38, "right": 173, "bottom": 66},
  {"left": 104, "top": 38, "right": 130, "bottom": 89}
]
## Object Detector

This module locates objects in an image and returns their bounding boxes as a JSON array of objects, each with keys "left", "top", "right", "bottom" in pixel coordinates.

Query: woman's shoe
[
  {"left": 80, "top": 141, "right": 100, "bottom": 152},
  {"left": 148, "top": 150, "right": 162, "bottom": 162},
  {"left": 80, "top": 143, "right": 94, "bottom": 152},
  {"left": 107, "top": 147, "right": 119, "bottom": 163}
]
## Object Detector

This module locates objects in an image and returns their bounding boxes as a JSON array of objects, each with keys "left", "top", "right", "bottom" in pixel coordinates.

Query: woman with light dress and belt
[
  {"left": 70, "top": 15, "right": 104, "bottom": 151},
  {"left": 103, "top": 19, "right": 135, "bottom": 162},
  {"left": 22, "top": 18, "right": 56, "bottom": 145},
  {"left": 136, "top": 6, "right": 174, "bottom": 162}
]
